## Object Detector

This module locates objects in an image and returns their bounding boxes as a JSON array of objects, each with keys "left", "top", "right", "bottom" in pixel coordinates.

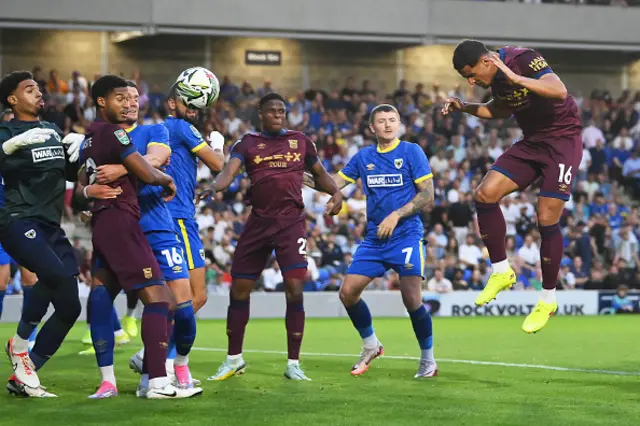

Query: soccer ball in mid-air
[{"left": 175, "top": 67, "right": 220, "bottom": 109}]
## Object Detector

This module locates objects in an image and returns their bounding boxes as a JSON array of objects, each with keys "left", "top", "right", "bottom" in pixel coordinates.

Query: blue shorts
[
  {"left": 0, "top": 219, "right": 78, "bottom": 281},
  {"left": 0, "top": 242, "right": 11, "bottom": 266},
  {"left": 348, "top": 236, "right": 425, "bottom": 278},
  {"left": 173, "top": 218, "right": 205, "bottom": 270},
  {"left": 146, "top": 231, "right": 190, "bottom": 282}
]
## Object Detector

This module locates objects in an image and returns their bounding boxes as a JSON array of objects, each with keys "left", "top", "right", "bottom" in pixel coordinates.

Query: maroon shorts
[
  {"left": 491, "top": 134, "right": 583, "bottom": 201},
  {"left": 231, "top": 214, "right": 307, "bottom": 280},
  {"left": 92, "top": 208, "right": 164, "bottom": 291}
]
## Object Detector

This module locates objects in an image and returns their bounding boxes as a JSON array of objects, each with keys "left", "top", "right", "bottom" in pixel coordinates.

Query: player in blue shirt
[
  {"left": 306, "top": 104, "right": 437, "bottom": 379},
  {"left": 163, "top": 84, "right": 224, "bottom": 315},
  {"left": 81, "top": 82, "right": 202, "bottom": 396}
]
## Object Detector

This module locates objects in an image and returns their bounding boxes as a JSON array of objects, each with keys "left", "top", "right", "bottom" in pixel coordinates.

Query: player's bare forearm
[
  {"left": 146, "top": 145, "right": 171, "bottom": 169},
  {"left": 212, "top": 157, "right": 242, "bottom": 192},
  {"left": 394, "top": 178, "right": 435, "bottom": 219},
  {"left": 463, "top": 99, "right": 511, "bottom": 119},
  {"left": 123, "top": 151, "right": 172, "bottom": 186},
  {"left": 308, "top": 161, "right": 340, "bottom": 195},
  {"left": 75, "top": 168, "right": 89, "bottom": 201},
  {"left": 514, "top": 73, "right": 568, "bottom": 100},
  {"left": 197, "top": 146, "right": 225, "bottom": 173}
]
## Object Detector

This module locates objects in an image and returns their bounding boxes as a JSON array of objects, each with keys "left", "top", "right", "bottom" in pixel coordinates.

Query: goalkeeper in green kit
[{"left": 0, "top": 71, "right": 88, "bottom": 397}]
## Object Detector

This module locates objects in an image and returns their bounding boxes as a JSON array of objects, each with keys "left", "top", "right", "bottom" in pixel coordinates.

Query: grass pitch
[{"left": 0, "top": 315, "right": 638, "bottom": 426}]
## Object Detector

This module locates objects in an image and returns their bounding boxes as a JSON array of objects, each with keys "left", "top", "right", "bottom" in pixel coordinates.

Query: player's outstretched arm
[
  {"left": 442, "top": 98, "right": 511, "bottom": 119},
  {"left": 123, "top": 151, "right": 175, "bottom": 195},
  {"left": 213, "top": 157, "right": 242, "bottom": 192},
  {"left": 95, "top": 145, "right": 171, "bottom": 184}
]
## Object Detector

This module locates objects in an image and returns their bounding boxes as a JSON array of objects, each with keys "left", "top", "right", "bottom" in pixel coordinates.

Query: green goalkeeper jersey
[{"left": 0, "top": 119, "right": 77, "bottom": 228}]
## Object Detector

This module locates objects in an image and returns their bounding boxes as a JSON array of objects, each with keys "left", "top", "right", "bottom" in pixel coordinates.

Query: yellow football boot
[
  {"left": 522, "top": 300, "right": 558, "bottom": 334},
  {"left": 474, "top": 267, "right": 516, "bottom": 306}
]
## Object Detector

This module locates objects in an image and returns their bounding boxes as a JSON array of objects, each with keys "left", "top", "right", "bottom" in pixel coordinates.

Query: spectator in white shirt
[
  {"left": 612, "top": 127, "right": 634, "bottom": 151},
  {"left": 430, "top": 150, "right": 449, "bottom": 175},
  {"left": 517, "top": 235, "right": 540, "bottom": 274},
  {"left": 196, "top": 207, "right": 215, "bottom": 231},
  {"left": 582, "top": 119, "right": 605, "bottom": 149},
  {"left": 224, "top": 108, "right": 243, "bottom": 136},
  {"left": 500, "top": 197, "right": 520, "bottom": 237},
  {"left": 459, "top": 235, "right": 484, "bottom": 269},
  {"left": 262, "top": 260, "right": 283, "bottom": 292},
  {"left": 426, "top": 269, "right": 453, "bottom": 294}
]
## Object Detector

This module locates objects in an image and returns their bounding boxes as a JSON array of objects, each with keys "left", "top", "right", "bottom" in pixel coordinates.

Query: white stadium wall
[{"left": 0, "top": 291, "right": 605, "bottom": 323}]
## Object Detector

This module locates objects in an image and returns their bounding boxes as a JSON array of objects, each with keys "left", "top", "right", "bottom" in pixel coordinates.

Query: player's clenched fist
[
  {"left": 441, "top": 97, "right": 464, "bottom": 116},
  {"left": 2, "top": 127, "right": 56, "bottom": 155},
  {"left": 162, "top": 179, "right": 177, "bottom": 202}
]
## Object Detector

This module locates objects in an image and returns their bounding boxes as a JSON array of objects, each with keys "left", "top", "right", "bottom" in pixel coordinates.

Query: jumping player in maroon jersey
[
  {"left": 78, "top": 75, "right": 201, "bottom": 399},
  {"left": 204, "top": 93, "right": 342, "bottom": 381},
  {"left": 443, "top": 40, "right": 582, "bottom": 334}
]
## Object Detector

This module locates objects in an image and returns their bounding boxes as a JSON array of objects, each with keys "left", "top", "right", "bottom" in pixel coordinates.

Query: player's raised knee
[{"left": 474, "top": 184, "right": 501, "bottom": 204}]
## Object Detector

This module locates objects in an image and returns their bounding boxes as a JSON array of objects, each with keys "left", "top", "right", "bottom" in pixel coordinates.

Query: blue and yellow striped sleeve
[
  {"left": 338, "top": 152, "right": 360, "bottom": 184},
  {"left": 148, "top": 124, "right": 171, "bottom": 152},
  {"left": 409, "top": 144, "right": 433, "bottom": 184}
]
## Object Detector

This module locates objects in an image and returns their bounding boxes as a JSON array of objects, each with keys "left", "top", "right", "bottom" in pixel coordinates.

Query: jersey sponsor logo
[
  {"left": 189, "top": 125, "right": 203, "bottom": 140},
  {"left": 143, "top": 268, "right": 152, "bottom": 279},
  {"left": 31, "top": 146, "right": 64, "bottom": 163},
  {"left": 254, "top": 152, "right": 301, "bottom": 165},
  {"left": 366, "top": 174, "right": 403, "bottom": 187},
  {"left": 289, "top": 140, "right": 298, "bottom": 149},
  {"left": 114, "top": 129, "right": 130, "bottom": 145},
  {"left": 528, "top": 56, "right": 549, "bottom": 72},
  {"left": 366, "top": 163, "right": 375, "bottom": 171},
  {"left": 394, "top": 158, "right": 403, "bottom": 169},
  {"left": 24, "top": 229, "right": 36, "bottom": 239}
]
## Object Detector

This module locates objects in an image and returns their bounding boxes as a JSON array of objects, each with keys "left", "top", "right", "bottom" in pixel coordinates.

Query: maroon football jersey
[
  {"left": 490, "top": 47, "right": 582, "bottom": 141},
  {"left": 81, "top": 121, "right": 140, "bottom": 218},
  {"left": 230, "top": 130, "right": 318, "bottom": 218}
]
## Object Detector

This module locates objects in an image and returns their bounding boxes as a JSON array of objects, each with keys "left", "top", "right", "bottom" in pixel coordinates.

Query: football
[{"left": 174, "top": 66, "right": 220, "bottom": 109}]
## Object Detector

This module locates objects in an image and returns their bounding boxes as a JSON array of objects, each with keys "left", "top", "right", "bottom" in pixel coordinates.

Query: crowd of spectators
[{"left": 2, "top": 66, "right": 639, "bottom": 297}]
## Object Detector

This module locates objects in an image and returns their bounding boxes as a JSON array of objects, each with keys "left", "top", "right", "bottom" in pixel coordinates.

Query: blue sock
[
  {"left": 345, "top": 299, "right": 374, "bottom": 339},
  {"left": 409, "top": 305, "right": 433, "bottom": 351},
  {"left": 167, "top": 309, "right": 176, "bottom": 360},
  {"left": 89, "top": 287, "right": 115, "bottom": 367},
  {"left": 173, "top": 301, "right": 196, "bottom": 357},
  {"left": 0, "top": 289, "right": 5, "bottom": 320},
  {"left": 111, "top": 307, "right": 122, "bottom": 332}
]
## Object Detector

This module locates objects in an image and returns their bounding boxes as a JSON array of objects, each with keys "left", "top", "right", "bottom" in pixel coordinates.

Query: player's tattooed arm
[{"left": 394, "top": 178, "right": 435, "bottom": 219}]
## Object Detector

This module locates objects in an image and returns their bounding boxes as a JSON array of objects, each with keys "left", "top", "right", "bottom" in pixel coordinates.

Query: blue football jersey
[
  {"left": 164, "top": 116, "right": 207, "bottom": 219},
  {"left": 339, "top": 139, "right": 432, "bottom": 242},
  {"left": 127, "top": 124, "right": 174, "bottom": 233}
]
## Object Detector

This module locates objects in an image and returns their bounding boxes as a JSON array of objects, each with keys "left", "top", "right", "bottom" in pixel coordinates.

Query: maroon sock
[
  {"left": 539, "top": 224, "right": 562, "bottom": 290},
  {"left": 285, "top": 302, "right": 305, "bottom": 360},
  {"left": 141, "top": 302, "right": 169, "bottom": 380},
  {"left": 227, "top": 298, "right": 250, "bottom": 356},
  {"left": 475, "top": 201, "right": 507, "bottom": 263}
]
